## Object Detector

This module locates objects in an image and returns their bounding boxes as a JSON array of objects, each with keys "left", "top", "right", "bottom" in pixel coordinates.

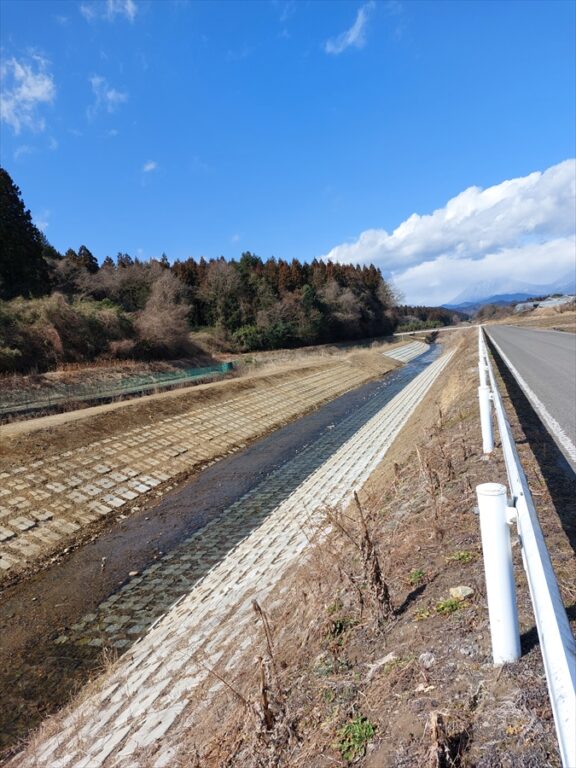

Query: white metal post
[
  {"left": 476, "top": 482, "right": 521, "bottom": 665},
  {"left": 478, "top": 385, "right": 493, "bottom": 453}
]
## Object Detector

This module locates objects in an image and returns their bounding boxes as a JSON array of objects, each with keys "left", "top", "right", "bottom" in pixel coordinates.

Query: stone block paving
[
  {"left": 10, "top": 348, "right": 454, "bottom": 768},
  {"left": 385, "top": 340, "right": 429, "bottom": 362},
  {"left": 1, "top": 362, "right": 393, "bottom": 575}
]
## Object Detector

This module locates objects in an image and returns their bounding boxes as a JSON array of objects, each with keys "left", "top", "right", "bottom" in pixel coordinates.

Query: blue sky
[{"left": 1, "top": 0, "right": 575, "bottom": 304}]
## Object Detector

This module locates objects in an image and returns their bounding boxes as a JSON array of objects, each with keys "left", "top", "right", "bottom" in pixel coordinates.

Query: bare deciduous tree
[{"left": 134, "top": 271, "right": 190, "bottom": 354}]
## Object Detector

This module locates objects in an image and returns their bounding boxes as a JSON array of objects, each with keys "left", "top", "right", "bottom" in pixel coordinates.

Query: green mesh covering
[{"left": 0, "top": 362, "right": 234, "bottom": 416}]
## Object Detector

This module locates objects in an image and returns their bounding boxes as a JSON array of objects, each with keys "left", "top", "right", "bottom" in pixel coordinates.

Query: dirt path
[
  {"left": 0, "top": 355, "right": 371, "bottom": 441},
  {"left": 0, "top": 338, "right": 414, "bottom": 436}
]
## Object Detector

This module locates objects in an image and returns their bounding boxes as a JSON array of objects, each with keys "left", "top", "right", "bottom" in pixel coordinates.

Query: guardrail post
[
  {"left": 478, "top": 385, "right": 494, "bottom": 453},
  {"left": 476, "top": 483, "right": 521, "bottom": 665}
]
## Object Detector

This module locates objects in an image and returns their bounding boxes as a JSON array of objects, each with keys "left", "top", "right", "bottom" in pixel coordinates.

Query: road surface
[{"left": 486, "top": 325, "right": 576, "bottom": 470}]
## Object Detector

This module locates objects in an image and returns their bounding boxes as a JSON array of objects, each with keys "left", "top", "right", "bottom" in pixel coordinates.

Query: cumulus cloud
[
  {"left": 0, "top": 55, "right": 56, "bottom": 134},
  {"left": 325, "top": 1, "right": 375, "bottom": 55},
  {"left": 394, "top": 237, "right": 576, "bottom": 306},
  {"left": 87, "top": 75, "right": 128, "bottom": 118},
  {"left": 323, "top": 159, "right": 576, "bottom": 304},
  {"left": 142, "top": 160, "right": 158, "bottom": 172},
  {"left": 80, "top": 0, "right": 137, "bottom": 23}
]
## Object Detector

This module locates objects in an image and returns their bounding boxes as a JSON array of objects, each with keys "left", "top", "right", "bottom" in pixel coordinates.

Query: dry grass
[{"left": 490, "top": 307, "right": 576, "bottom": 332}]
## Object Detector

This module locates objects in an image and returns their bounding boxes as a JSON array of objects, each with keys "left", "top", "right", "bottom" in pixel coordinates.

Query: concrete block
[
  {"left": 81, "top": 484, "right": 101, "bottom": 497},
  {"left": 6, "top": 537, "right": 41, "bottom": 556},
  {"left": 95, "top": 478, "right": 114, "bottom": 489},
  {"left": 0, "top": 526, "right": 16, "bottom": 541},
  {"left": 30, "top": 528, "right": 61, "bottom": 545},
  {"left": 117, "top": 487, "right": 138, "bottom": 501},
  {"left": 88, "top": 501, "right": 112, "bottom": 516},
  {"left": 30, "top": 489, "right": 51, "bottom": 501},
  {"left": 67, "top": 491, "right": 88, "bottom": 504},
  {"left": 102, "top": 495, "right": 126, "bottom": 509},
  {"left": 11, "top": 516, "right": 37, "bottom": 531},
  {"left": 127, "top": 480, "right": 150, "bottom": 493},
  {"left": 49, "top": 519, "right": 80, "bottom": 534},
  {"left": 138, "top": 475, "right": 160, "bottom": 487},
  {"left": 46, "top": 482, "right": 67, "bottom": 493}
]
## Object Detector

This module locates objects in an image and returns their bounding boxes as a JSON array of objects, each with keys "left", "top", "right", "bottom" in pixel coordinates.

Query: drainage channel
[{"left": 0, "top": 345, "right": 441, "bottom": 756}]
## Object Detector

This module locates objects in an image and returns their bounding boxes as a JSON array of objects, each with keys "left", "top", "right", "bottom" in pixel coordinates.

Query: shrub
[
  {"left": 232, "top": 325, "right": 265, "bottom": 351},
  {"left": 0, "top": 295, "right": 133, "bottom": 373}
]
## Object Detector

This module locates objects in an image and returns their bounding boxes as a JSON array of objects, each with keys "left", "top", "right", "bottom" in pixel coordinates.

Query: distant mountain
[{"left": 444, "top": 272, "right": 576, "bottom": 310}]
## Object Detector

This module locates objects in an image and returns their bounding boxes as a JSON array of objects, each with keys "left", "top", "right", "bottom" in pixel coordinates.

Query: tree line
[
  {"left": 0, "top": 166, "right": 460, "bottom": 374},
  {"left": 395, "top": 304, "right": 467, "bottom": 331}
]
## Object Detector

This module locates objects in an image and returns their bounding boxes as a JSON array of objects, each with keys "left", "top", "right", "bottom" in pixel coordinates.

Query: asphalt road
[{"left": 486, "top": 325, "right": 576, "bottom": 469}]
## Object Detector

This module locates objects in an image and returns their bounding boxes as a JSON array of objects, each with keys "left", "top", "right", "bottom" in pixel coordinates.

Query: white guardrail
[{"left": 477, "top": 326, "right": 576, "bottom": 768}]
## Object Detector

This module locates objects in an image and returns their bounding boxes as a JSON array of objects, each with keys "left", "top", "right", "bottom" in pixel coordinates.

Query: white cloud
[
  {"left": 87, "top": 75, "right": 128, "bottom": 118},
  {"left": 0, "top": 55, "right": 56, "bottom": 134},
  {"left": 33, "top": 209, "right": 50, "bottom": 232},
  {"left": 79, "top": 3, "right": 97, "bottom": 20},
  {"left": 80, "top": 0, "right": 137, "bottom": 22},
  {"left": 279, "top": 1, "right": 296, "bottom": 24},
  {"left": 393, "top": 237, "right": 576, "bottom": 305},
  {"left": 323, "top": 159, "right": 576, "bottom": 304},
  {"left": 142, "top": 160, "right": 158, "bottom": 172},
  {"left": 325, "top": 1, "right": 375, "bottom": 55},
  {"left": 14, "top": 144, "right": 34, "bottom": 160}
]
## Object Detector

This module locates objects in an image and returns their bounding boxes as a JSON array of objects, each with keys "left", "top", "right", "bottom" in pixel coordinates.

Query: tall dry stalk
[{"left": 353, "top": 491, "right": 394, "bottom": 624}]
